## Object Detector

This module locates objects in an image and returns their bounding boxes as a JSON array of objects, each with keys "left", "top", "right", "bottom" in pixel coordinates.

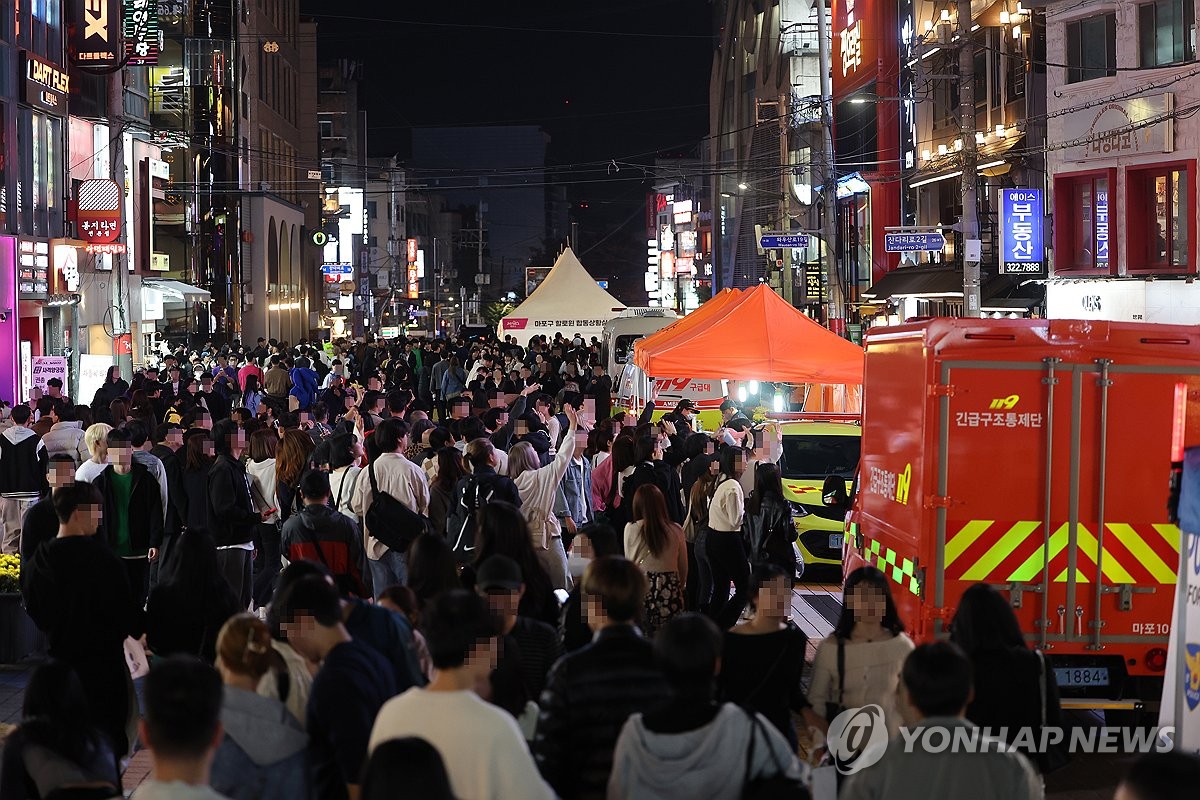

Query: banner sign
[
  {"left": 124, "top": 0, "right": 160, "bottom": 65},
  {"left": 73, "top": 0, "right": 122, "bottom": 67},
  {"left": 31, "top": 356, "right": 67, "bottom": 394},
  {"left": 999, "top": 188, "right": 1045, "bottom": 275}
]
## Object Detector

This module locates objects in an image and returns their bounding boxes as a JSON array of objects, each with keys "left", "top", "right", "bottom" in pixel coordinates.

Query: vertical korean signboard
[
  {"left": 124, "top": 0, "right": 160, "bottom": 65},
  {"left": 999, "top": 188, "right": 1045, "bottom": 275},
  {"left": 406, "top": 238, "right": 419, "bottom": 300}
]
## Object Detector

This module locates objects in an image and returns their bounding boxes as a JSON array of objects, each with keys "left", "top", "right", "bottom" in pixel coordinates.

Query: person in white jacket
[
  {"left": 351, "top": 418, "right": 430, "bottom": 597},
  {"left": 506, "top": 404, "right": 578, "bottom": 590}
]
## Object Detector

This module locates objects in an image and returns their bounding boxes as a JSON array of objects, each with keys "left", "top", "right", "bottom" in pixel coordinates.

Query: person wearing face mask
[
  {"left": 719, "top": 563, "right": 822, "bottom": 749},
  {"left": 560, "top": 522, "right": 623, "bottom": 653},
  {"left": 808, "top": 566, "right": 914, "bottom": 737}
]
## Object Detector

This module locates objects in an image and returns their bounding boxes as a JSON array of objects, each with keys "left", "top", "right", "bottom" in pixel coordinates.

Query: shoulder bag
[
  {"left": 365, "top": 458, "right": 433, "bottom": 553},
  {"left": 740, "top": 706, "right": 808, "bottom": 800}
]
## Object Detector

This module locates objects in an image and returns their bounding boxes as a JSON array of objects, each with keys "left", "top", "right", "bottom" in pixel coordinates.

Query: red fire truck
[{"left": 842, "top": 318, "right": 1198, "bottom": 713}]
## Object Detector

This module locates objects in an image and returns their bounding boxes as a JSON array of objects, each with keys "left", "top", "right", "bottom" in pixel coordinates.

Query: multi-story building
[
  {"left": 855, "top": 0, "right": 1048, "bottom": 322},
  {"left": 240, "top": 0, "right": 320, "bottom": 344},
  {"left": 1042, "top": 0, "right": 1200, "bottom": 323},
  {"left": 709, "top": 0, "right": 828, "bottom": 313}
]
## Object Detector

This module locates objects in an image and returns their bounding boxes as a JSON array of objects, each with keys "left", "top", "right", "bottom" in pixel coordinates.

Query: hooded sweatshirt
[
  {"left": 0, "top": 424, "right": 48, "bottom": 498},
  {"left": 210, "top": 687, "right": 311, "bottom": 800},
  {"left": 607, "top": 703, "right": 805, "bottom": 800}
]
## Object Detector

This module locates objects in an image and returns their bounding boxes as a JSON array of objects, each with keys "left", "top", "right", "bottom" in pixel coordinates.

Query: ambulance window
[
  {"left": 780, "top": 435, "right": 861, "bottom": 480},
  {"left": 613, "top": 334, "right": 643, "bottom": 365}
]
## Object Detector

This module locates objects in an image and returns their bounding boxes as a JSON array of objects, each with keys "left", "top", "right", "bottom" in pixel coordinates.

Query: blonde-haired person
[
  {"left": 506, "top": 405, "right": 579, "bottom": 590},
  {"left": 75, "top": 422, "right": 113, "bottom": 483},
  {"left": 210, "top": 613, "right": 311, "bottom": 800}
]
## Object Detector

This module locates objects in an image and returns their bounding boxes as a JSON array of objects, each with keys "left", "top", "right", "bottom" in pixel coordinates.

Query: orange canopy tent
[
  {"left": 632, "top": 288, "right": 741, "bottom": 355},
  {"left": 633, "top": 284, "right": 865, "bottom": 384}
]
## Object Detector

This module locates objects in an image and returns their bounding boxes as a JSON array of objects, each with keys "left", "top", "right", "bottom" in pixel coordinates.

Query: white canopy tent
[{"left": 500, "top": 247, "right": 625, "bottom": 342}]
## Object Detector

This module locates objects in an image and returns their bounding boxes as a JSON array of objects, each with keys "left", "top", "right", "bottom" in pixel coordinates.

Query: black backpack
[
  {"left": 365, "top": 458, "right": 433, "bottom": 553},
  {"left": 446, "top": 476, "right": 497, "bottom": 564}
]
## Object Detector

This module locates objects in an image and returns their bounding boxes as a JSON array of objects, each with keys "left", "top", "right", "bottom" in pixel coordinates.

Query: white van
[{"left": 599, "top": 310, "right": 678, "bottom": 378}]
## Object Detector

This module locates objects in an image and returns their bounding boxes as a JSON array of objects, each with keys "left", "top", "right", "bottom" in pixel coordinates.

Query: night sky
[{"left": 299, "top": 0, "right": 714, "bottom": 298}]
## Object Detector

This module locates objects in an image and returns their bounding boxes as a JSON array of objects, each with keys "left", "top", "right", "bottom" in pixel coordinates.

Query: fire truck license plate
[
  {"left": 828, "top": 534, "right": 844, "bottom": 549},
  {"left": 1054, "top": 667, "right": 1109, "bottom": 687}
]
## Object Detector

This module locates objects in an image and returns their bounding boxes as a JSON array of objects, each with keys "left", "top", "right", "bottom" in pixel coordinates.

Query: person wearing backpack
[
  {"left": 352, "top": 418, "right": 430, "bottom": 597},
  {"left": 447, "top": 438, "right": 521, "bottom": 563}
]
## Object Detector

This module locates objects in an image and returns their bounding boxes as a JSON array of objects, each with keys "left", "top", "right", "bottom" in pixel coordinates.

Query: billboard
[
  {"left": 999, "top": 189, "right": 1045, "bottom": 275},
  {"left": 124, "top": 0, "right": 160, "bottom": 65}
]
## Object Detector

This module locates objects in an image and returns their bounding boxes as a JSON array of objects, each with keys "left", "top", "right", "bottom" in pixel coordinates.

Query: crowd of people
[{"left": 0, "top": 331, "right": 1195, "bottom": 800}]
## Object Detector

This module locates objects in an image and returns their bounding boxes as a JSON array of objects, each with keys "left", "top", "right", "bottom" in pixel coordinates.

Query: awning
[
  {"left": 861, "top": 267, "right": 965, "bottom": 299},
  {"left": 864, "top": 268, "right": 1047, "bottom": 305},
  {"left": 143, "top": 279, "right": 211, "bottom": 301}
]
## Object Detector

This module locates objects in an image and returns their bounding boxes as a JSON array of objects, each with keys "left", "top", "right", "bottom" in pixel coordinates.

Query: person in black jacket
[
  {"left": 149, "top": 422, "right": 187, "bottom": 574},
  {"left": 533, "top": 557, "right": 669, "bottom": 800},
  {"left": 206, "top": 418, "right": 266, "bottom": 608},
  {"left": 24, "top": 482, "right": 140, "bottom": 757},
  {"left": 18, "top": 454, "right": 77, "bottom": 596},
  {"left": 91, "top": 429, "right": 164, "bottom": 605},
  {"left": 618, "top": 435, "right": 685, "bottom": 527}
]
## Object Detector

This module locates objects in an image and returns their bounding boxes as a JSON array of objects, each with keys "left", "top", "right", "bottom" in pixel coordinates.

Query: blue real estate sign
[{"left": 999, "top": 188, "right": 1045, "bottom": 275}]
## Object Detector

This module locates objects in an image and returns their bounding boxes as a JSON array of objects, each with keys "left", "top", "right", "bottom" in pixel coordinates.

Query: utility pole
[
  {"left": 958, "top": 0, "right": 982, "bottom": 316},
  {"left": 815, "top": 0, "right": 845, "bottom": 333},
  {"left": 778, "top": 90, "right": 794, "bottom": 306},
  {"left": 109, "top": 68, "right": 132, "bottom": 380}
]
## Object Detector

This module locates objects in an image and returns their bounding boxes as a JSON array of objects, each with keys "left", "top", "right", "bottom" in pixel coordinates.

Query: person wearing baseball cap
[{"left": 475, "top": 555, "right": 561, "bottom": 730}]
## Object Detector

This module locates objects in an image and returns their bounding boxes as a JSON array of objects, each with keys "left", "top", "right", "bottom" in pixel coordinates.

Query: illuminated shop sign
[
  {"left": 73, "top": 0, "right": 122, "bottom": 67},
  {"left": 21, "top": 52, "right": 69, "bottom": 115},
  {"left": 124, "top": 0, "right": 160, "bottom": 65}
]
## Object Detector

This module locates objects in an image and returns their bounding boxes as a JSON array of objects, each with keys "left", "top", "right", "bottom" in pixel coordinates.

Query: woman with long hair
[
  {"left": 0, "top": 660, "right": 120, "bottom": 798},
  {"left": 743, "top": 462, "right": 797, "bottom": 578},
  {"left": 180, "top": 431, "right": 214, "bottom": 537},
  {"left": 429, "top": 447, "right": 466, "bottom": 536},
  {"left": 242, "top": 372, "right": 264, "bottom": 418},
  {"left": 209, "top": 614, "right": 311, "bottom": 800},
  {"left": 720, "top": 562, "right": 820, "bottom": 748},
  {"left": 625, "top": 484, "right": 688, "bottom": 634},
  {"left": 506, "top": 405, "right": 579, "bottom": 590},
  {"left": 470, "top": 500, "right": 559, "bottom": 625},
  {"left": 275, "top": 429, "right": 316, "bottom": 524},
  {"left": 702, "top": 446, "right": 750, "bottom": 629},
  {"left": 405, "top": 532, "right": 462, "bottom": 609},
  {"left": 247, "top": 429, "right": 281, "bottom": 607},
  {"left": 107, "top": 397, "right": 130, "bottom": 427},
  {"left": 808, "top": 566, "right": 914, "bottom": 735},
  {"left": 950, "top": 583, "right": 1063, "bottom": 770}
]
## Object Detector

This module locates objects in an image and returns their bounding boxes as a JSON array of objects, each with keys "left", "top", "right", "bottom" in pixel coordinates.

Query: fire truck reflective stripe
[
  {"left": 1054, "top": 567, "right": 1089, "bottom": 583},
  {"left": 1000, "top": 523, "right": 1070, "bottom": 583},
  {"left": 1108, "top": 523, "right": 1176, "bottom": 584},
  {"left": 960, "top": 521, "right": 1043, "bottom": 582},
  {"left": 945, "top": 519, "right": 993, "bottom": 567},
  {"left": 865, "top": 539, "right": 921, "bottom": 596},
  {"left": 1075, "top": 525, "right": 1137, "bottom": 585}
]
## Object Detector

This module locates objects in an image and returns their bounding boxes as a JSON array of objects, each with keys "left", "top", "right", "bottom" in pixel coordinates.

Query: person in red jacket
[{"left": 281, "top": 469, "right": 367, "bottom": 597}]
